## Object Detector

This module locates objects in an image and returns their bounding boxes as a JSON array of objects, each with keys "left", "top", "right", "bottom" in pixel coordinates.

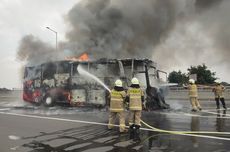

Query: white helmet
[
  {"left": 131, "top": 77, "right": 139, "bottom": 85},
  {"left": 215, "top": 80, "right": 221, "bottom": 84},
  {"left": 189, "top": 79, "right": 195, "bottom": 84},
  {"left": 115, "top": 79, "right": 122, "bottom": 87}
]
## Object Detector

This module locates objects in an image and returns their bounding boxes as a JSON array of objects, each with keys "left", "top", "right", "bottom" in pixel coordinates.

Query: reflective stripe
[
  {"left": 109, "top": 108, "right": 123, "bottom": 112},
  {"left": 130, "top": 106, "right": 142, "bottom": 110},
  {"left": 129, "top": 122, "right": 134, "bottom": 125},
  {"left": 112, "top": 98, "right": 123, "bottom": 101},
  {"left": 130, "top": 96, "right": 141, "bottom": 99}
]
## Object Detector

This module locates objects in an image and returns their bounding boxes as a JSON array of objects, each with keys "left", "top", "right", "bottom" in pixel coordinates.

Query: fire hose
[{"left": 140, "top": 119, "right": 230, "bottom": 141}]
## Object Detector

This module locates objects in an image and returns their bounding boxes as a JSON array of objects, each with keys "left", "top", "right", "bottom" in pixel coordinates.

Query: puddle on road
[{"left": 8, "top": 135, "right": 21, "bottom": 140}]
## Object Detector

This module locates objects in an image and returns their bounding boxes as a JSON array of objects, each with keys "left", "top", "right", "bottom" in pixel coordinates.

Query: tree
[
  {"left": 168, "top": 70, "right": 188, "bottom": 86},
  {"left": 187, "top": 64, "right": 216, "bottom": 84}
]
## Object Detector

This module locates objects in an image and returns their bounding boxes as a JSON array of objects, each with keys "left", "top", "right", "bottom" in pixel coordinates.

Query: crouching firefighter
[
  {"left": 127, "top": 77, "right": 144, "bottom": 140},
  {"left": 108, "top": 79, "right": 128, "bottom": 133}
]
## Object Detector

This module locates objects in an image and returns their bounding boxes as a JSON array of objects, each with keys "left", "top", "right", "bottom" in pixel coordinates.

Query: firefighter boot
[
  {"left": 191, "top": 108, "right": 197, "bottom": 112},
  {"left": 129, "top": 124, "right": 135, "bottom": 139},
  {"left": 136, "top": 125, "right": 141, "bottom": 136},
  {"left": 133, "top": 125, "right": 141, "bottom": 141}
]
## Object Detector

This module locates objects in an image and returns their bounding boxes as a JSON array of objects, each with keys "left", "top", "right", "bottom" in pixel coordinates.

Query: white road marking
[
  {"left": 155, "top": 111, "right": 230, "bottom": 119},
  {"left": 201, "top": 110, "right": 230, "bottom": 117},
  {"left": 0, "top": 111, "right": 113, "bottom": 127},
  {"left": 0, "top": 108, "right": 10, "bottom": 111},
  {"left": 205, "top": 108, "right": 227, "bottom": 111},
  {"left": 1, "top": 111, "right": 230, "bottom": 141}
]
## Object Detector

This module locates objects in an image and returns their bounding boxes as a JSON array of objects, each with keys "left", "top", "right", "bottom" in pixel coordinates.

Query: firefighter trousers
[
  {"left": 215, "top": 97, "right": 226, "bottom": 109},
  {"left": 190, "top": 97, "right": 201, "bottom": 110},
  {"left": 129, "top": 110, "right": 142, "bottom": 126},
  {"left": 108, "top": 111, "right": 126, "bottom": 132}
]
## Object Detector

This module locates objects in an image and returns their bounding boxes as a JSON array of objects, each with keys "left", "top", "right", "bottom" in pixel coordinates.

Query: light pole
[{"left": 46, "top": 27, "right": 58, "bottom": 51}]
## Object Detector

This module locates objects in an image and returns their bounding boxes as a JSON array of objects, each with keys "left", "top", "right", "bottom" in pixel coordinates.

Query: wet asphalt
[{"left": 0, "top": 94, "right": 230, "bottom": 152}]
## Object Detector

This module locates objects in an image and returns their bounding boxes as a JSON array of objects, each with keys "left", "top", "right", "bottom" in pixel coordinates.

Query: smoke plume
[
  {"left": 17, "top": 35, "right": 58, "bottom": 65},
  {"left": 64, "top": 0, "right": 182, "bottom": 58},
  {"left": 17, "top": 0, "right": 230, "bottom": 75}
]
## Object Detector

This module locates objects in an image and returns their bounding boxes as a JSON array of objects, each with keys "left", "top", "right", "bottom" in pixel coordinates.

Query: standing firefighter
[
  {"left": 213, "top": 80, "right": 226, "bottom": 109},
  {"left": 127, "top": 77, "right": 144, "bottom": 137},
  {"left": 108, "top": 79, "right": 127, "bottom": 133},
  {"left": 188, "top": 79, "right": 202, "bottom": 112}
]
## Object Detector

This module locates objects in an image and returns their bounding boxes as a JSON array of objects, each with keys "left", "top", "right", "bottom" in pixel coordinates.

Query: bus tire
[{"left": 44, "top": 96, "right": 54, "bottom": 107}]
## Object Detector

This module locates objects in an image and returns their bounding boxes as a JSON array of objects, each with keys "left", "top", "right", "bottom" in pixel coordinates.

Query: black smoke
[
  {"left": 17, "top": 35, "right": 58, "bottom": 65},
  {"left": 17, "top": 0, "right": 230, "bottom": 73}
]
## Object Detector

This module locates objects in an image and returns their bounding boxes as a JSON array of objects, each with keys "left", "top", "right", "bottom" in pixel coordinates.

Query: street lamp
[{"left": 46, "top": 27, "right": 58, "bottom": 51}]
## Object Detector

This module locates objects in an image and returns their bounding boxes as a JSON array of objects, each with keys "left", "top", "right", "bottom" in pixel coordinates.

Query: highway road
[{"left": 0, "top": 95, "right": 230, "bottom": 152}]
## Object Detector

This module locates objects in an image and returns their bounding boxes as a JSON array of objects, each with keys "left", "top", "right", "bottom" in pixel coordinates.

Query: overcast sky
[
  {"left": 0, "top": 0, "right": 230, "bottom": 89},
  {"left": 0, "top": 0, "right": 78, "bottom": 88}
]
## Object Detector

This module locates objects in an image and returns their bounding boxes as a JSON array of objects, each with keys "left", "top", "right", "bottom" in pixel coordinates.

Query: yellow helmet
[
  {"left": 189, "top": 79, "right": 195, "bottom": 84},
  {"left": 131, "top": 77, "right": 139, "bottom": 85},
  {"left": 215, "top": 80, "right": 221, "bottom": 84},
  {"left": 115, "top": 79, "right": 122, "bottom": 87}
]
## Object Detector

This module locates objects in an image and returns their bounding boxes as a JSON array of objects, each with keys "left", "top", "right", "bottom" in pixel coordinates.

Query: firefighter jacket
[
  {"left": 188, "top": 84, "right": 198, "bottom": 97},
  {"left": 127, "top": 87, "right": 144, "bottom": 111},
  {"left": 109, "top": 89, "right": 126, "bottom": 112},
  {"left": 213, "top": 85, "right": 225, "bottom": 98}
]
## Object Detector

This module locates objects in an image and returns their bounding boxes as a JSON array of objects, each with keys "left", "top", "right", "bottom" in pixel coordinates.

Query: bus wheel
[{"left": 44, "top": 96, "right": 54, "bottom": 107}]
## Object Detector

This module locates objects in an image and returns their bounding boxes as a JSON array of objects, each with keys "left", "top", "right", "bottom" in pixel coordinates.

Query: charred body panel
[{"left": 23, "top": 58, "right": 169, "bottom": 109}]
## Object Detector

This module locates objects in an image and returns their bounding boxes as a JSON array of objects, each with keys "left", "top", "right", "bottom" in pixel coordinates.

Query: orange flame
[
  {"left": 78, "top": 53, "right": 89, "bottom": 61},
  {"left": 65, "top": 53, "right": 89, "bottom": 61}
]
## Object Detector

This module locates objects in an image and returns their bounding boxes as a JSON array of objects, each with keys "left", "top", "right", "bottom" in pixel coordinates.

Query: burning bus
[{"left": 23, "top": 58, "right": 169, "bottom": 109}]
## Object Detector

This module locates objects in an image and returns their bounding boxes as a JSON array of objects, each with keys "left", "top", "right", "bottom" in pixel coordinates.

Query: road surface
[{"left": 0, "top": 94, "right": 230, "bottom": 152}]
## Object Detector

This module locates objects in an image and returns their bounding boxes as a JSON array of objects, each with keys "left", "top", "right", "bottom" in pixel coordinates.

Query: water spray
[{"left": 77, "top": 65, "right": 111, "bottom": 92}]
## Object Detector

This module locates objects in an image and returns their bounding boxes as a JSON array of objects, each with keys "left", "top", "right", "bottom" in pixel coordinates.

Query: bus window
[
  {"left": 24, "top": 66, "right": 41, "bottom": 80},
  {"left": 55, "top": 62, "right": 71, "bottom": 88},
  {"left": 107, "top": 63, "right": 119, "bottom": 77},
  {"left": 57, "top": 62, "right": 70, "bottom": 74},
  {"left": 89, "top": 63, "right": 107, "bottom": 77},
  {"left": 134, "top": 73, "right": 147, "bottom": 88},
  {"left": 42, "top": 63, "right": 57, "bottom": 80},
  {"left": 42, "top": 63, "right": 56, "bottom": 88}
]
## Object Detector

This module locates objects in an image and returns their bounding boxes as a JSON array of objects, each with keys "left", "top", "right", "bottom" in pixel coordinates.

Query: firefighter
[
  {"left": 108, "top": 79, "right": 128, "bottom": 133},
  {"left": 212, "top": 80, "right": 226, "bottom": 109},
  {"left": 188, "top": 79, "right": 202, "bottom": 112},
  {"left": 127, "top": 77, "right": 144, "bottom": 135}
]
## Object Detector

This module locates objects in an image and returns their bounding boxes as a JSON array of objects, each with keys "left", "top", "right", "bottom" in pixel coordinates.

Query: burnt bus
[{"left": 23, "top": 58, "right": 169, "bottom": 109}]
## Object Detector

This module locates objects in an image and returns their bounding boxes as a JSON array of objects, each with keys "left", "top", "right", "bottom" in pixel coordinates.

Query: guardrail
[
  {"left": 166, "top": 86, "right": 230, "bottom": 100},
  {"left": 169, "top": 86, "right": 230, "bottom": 92}
]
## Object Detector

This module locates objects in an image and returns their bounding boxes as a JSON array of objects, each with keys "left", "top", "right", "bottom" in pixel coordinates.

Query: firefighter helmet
[
  {"left": 115, "top": 79, "right": 122, "bottom": 87},
  {"left": 189, "top": 79, "right": 195, "bottom": 84},
  {"left": 215, "top": 80, "right": 221, "bottom": 84},
  {"left": 131, "top": 77, "right": 139, "bottom": 85}
]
